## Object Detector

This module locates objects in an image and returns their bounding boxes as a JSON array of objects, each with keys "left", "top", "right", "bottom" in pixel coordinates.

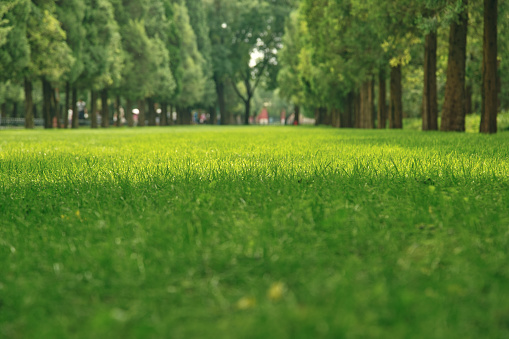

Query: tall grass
[{"left": 1, "top": 127, "right": 508, "bottom": 338}]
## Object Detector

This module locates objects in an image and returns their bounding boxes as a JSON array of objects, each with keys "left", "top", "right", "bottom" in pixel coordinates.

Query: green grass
[{"left": 1, "top": 126, "right": 509, "bottom": 338}]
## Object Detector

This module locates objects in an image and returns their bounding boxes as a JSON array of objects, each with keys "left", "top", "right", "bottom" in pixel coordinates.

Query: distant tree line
[
  {"left": 0, "top": 0, "right": 291, "bottom": 128},
  {"left": 277, "top": 0, "right": 507, "bottom": 133}
]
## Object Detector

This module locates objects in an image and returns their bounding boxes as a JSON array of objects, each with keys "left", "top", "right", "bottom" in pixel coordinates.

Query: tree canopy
[{"left": 0, "top": 0, "right": 505, "bottom": 133}]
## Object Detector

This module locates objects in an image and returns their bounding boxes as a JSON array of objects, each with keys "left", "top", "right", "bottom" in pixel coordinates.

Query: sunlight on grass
[{"left": 1, "top": 127, "right": 508, "bottom": 338}]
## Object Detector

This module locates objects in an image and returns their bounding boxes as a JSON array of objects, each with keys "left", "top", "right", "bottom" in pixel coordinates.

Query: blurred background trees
[{"left": 0, "top": 0, "right": 506, "bottom": 133}]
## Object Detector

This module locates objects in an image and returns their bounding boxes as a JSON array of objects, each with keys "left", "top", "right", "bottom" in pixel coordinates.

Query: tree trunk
[
  {"left": 354, "top": 91, "right": 361, "bottom": 128},
  {"left": 208, "top": 106, "right": 216, "bottom": 125},
  {"left": 24, "top": 78, "right": 34, "bottom": 129},
  {"left": 138, "top": 99, "right": 146, "bottom": 127},
  {"left": 51, "top": 87, "right": 59, "bottom": 127},
  {"left": 422, "top": 31, "right": 438, "bottom": 131},
  {"left": 168, "top": 105, "right": 174, "bottom": 125},
  {"left": 12, "top": 102, "right": 18, "bottom": 118},
  {"left": 101, "top": 89, "right": 109, "bottom": 128},
  {"left": 359, "top": 80, "right": 374, "bottom": 128},
  {"left": 292, "top": 105, "right": 299, "bottom": 125},
  {"left": 480, "top": 0, "right": 497, "bottom": 133},
  {"left": 378, "top": 70, "right": 387, "bottom": 129},
  {"left": 71, "top": 86, "right": 78, "bottom": 129},
  {"left": 340, "top": 92, "right": 354, "bottom": 128},
  {"left": 125, "top": 99, "right": 133, "bottom": 127},
  {"left": 389, "top": 65, "right": 403, "bottom": 129},
  {"left": 115, "top": 95, "right": 122, "bottom": 127},
  {"left": 147, "top": 98, "right": 156, "bottom": 126},
  {"left": 331, "top": 108, "right": 339, "bottom": 128},
  {"left": 183, "top": 108, "right": 193, "bottom": 125},
  {"left": 42, "top": 78, "right": 52, "bottom": 129},
  {"left": 91, "top": 90, "right": 98, "bottom": 128},
  {"left": 244, "top": 100, "right": 251, "bottom": 125},
  {"left": 441, "top": 0, "right": 468, "bottom": 132},
  {"left": 160, "top": 102, "right": 167, "bottom": 126},
  {"left": 215, "top": 78, "right": 229, "bottom": 125},
  {"left": 0, "top": 103, "right": 6, "bottom": 122},
  {"left": 64, "top": 82, "right": 70, "bottom": 128}
]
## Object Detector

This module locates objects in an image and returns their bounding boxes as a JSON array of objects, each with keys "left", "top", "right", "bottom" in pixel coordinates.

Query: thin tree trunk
[
  {"left": 389, "top": 65, "right": 403, "bottom": 129},
  {"left": 354, "top": 91, "right": 361, "bottom": 128},
  {"left": 24, "top": 78, "right": 34, "bottom": 129},
  {"left": 138, "top": 99, "right": 146, "bottom": 127},
  {"left": 147, "top": 98, "right": 156, "bottom": 126},
  {"left": 51, "top": 86, "right": 58, "bottom": 127},
  {"left": 42, "top": 78, "right": 52, "bottom": 129},
  {"left": 125, "top": 99, "right": 133, "bottom": 127},
  {"left": 91, "top": 90, "right": 98, "bottom": 128},
  {"left": 480, "top": 0, "right": 497, "bottom": 133},
  {"left": 294, "top": 105, "right": 300, "bottom": 125},
  {"left": 64, "top": 82, "right": 70, "bottom": 128},
  {"left": 378, "top": 70, "right": 387, "bottom": 129},
  {"left": 72, "top": 86, "right": 78, "bottom": 129},
  {"left": 208, "top": 106, "right": 216, "bottom": 125},
  {"left": 441, "top": 0, "right": 468, "bottom": 132},
  {"left": 359, "top": 80, "right": 374, "bottom": 128},
  {"left": 101, "top": 89, "right": 109, "bottom": 128},
  {"left": 160, "top": 102, "right": 168, "bottom": 126},
  {"left": 244, "top": 100, "right": 251, "bottom": 125},
  {"left": 116, "top": 95, "right": 122, "bottom": 127},
  {"left": 12, "top": 102, "right": 18, "bottom": 118},
  {"left": 168, "top": 105, "right": 174, "bottom": 125},
  {"left": 0, "top": 103, "right": 6, "bottom": 121},
  {"left": 216, "top": 78, "right": 228, "bottom": 125},
  {"left": 423, "top": 31, "right": 438, "bottom": 131}
]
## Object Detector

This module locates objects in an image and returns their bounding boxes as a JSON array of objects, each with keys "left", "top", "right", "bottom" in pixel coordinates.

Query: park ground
[{"left": 1, "top": 124, "right": 509, "bottom": 338}]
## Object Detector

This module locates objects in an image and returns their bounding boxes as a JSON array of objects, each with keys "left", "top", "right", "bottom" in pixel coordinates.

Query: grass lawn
[{"left": 1, "top": 126, "right": 509, "bottom": 338}]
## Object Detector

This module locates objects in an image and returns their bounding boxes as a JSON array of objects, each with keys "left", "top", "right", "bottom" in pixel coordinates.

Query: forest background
[{"left": 0, "top": 0, "right": 507, "bottom": 133}]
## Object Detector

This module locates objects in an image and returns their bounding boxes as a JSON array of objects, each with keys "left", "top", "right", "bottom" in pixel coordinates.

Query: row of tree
[
  {"left": 277, "top": 0, "right": 507, "bottom": 133},
  {"left": 0, "top": 0, "right": 291, "bottom": 128}
]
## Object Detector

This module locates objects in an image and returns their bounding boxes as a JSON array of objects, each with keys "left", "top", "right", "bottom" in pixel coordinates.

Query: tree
[
  {"left": 441, "top": 0, "right": 468, "bottom": 132},
  {"left": 480, "top": 0, "right": 497, "bottom": 133}
]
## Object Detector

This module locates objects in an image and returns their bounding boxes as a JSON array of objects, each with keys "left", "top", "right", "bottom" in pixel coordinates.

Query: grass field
[{"left": 1, "top": 126, "right": 509, "bottom": 338}]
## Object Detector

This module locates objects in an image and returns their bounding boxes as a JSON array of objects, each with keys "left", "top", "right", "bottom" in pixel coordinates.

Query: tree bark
[
  {"left": 389, "top": 65, "right": 403, "bottom": 129},
  {"left": 422, "top": 31, "right": 438, "bottom": 131},
  {"left": 244, "top": 99, "right": 251, "bottom": 125},
  {"left": 125, "top": 99, "right": 133, "bottom": 127},
  {"left": 42, "top": 78, "right": 52, "bottom": 129},
  {"left": 72, "top": 86, "right": 78, "bottom": 129},
  {"left": 480, "top": 0, "right": 497, "bottom": 133},
  {"left": 354, "top": 91, "right": 361, "bottom": 128},
  {"left": 441, "top": 0, "right": 468, "bottom": 132},
  {"left": 160, "top": 102, "right": 168, "bottom": 126},
  {"left": 24, "top": 78, "right": 34, "bottom": 129},
  {"left": 115, "top": 95, "right": 122, "bottom": 127},
  {"left": 378, "top": 70, "right": 387, "bottom": 129},
  {"left": 331, "top": 108, "right": 340, "bottom": 128},
  {"left": 147, "top": 98, "right": 156, "bottom": 126},
  {"left": 465, "top": 83, "right": 473, "bottom": 115},
  {"left": 101, "top": 89, "right": 109, "bottom": 128},
  {"left": 12, "top": 102, "right": 18, "bottom": 118},
  {"left": 91, "top": 90, "right": 98, "bottom": 128},
  {"left": 138, "top": 99, "right": 146, "bottom": 127},
  {"left": 215, "top": 78, "right": 229, "bottom": 125},
  {"left": 64, "top": 82, "right": 70, "bottom": 128},
  {"left": 168, "top": 105, "right": 174, "bottom": 125},
  {"left": 359, "top": 80, "right": 374, "bottom": 128}
]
